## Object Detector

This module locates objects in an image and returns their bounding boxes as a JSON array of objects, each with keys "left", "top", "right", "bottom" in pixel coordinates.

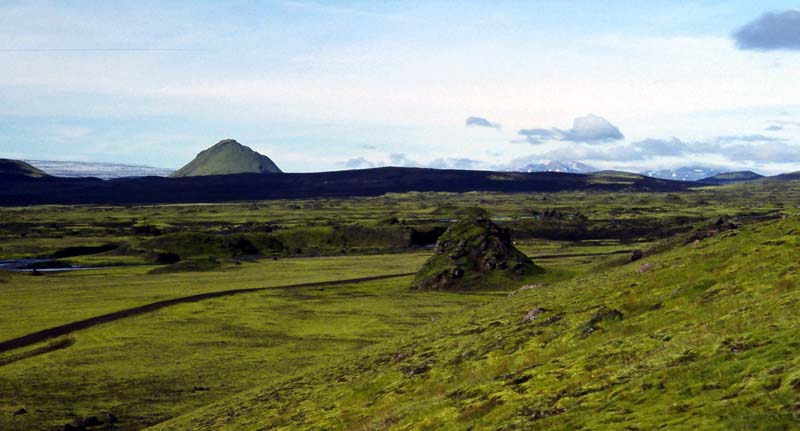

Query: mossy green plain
[
  {"left": 153, "top": 216, "right": 800, "bottom": 431},
  {"left": 1, "top": 179, "right": 799, "bottom": 430}
]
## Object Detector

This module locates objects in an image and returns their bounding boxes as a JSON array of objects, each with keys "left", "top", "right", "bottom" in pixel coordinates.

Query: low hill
[
  {"left": 698, "top": 171, "right": 764, "bottom": 185},
  {"left": 171, "top": 139, "right": 282, "bottom": 177},
  {"left": 155, "top": 215, "right": 800, "bottom": 430},
  {"left": 766, "top": 171, "right": 800, "bottom": 182},
  {"left": 0, "top": 159, "right": 48, "bottom": 178},
  {"left": 0, "top": 167, "right": 694, "bottom": 206}
]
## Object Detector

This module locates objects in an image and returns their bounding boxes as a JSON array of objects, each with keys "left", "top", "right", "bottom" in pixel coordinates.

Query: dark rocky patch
[
  {"left": 409, "top": 226, "right": 447, "bottom": 247},
  {"left": 521, "top": 307, "right": 548, "bottom": 323},
  {"left": 80, "top": 416, "right": 102, "bottom": 427},
  {"left": 684, "top": 217, "right": 737, "bottom": 244},
  {"left": 582, "top": 306, "right": 624, "bottom": 336},
  {"left": 153, "top": 252, "right": 181, "bottom": 264},
  {"left": 402, "top": 362, "right": 432, "bottom": 377},
  {"left": 49, "top": 244, "right": 118, "bottom": 259},
  {"left": 105, "top": 412, "right": 118, "bottom": 424},
  {"left": 132, "top": 225, "right": 162, "bottom": 236}
]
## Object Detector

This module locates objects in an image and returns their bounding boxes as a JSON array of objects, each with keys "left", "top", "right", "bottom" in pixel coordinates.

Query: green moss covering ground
[
  {"left": 155, "top": 216, "right": 800, "bottom": 430},
  {"left": 1, "top": 181, "right": 799, "bottom": 430}
]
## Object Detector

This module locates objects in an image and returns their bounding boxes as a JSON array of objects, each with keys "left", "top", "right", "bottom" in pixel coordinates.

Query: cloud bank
[
  {"left": 518, "top": 114, "right": 624, "bottom": 144},
  {"left": 465, "top": 116, "right": 501, "bottom": 130},
  {"left": 733, "top": 10, "right": 800, "bottom": 51},
  {"left": 341, "top": 153, "right": 482, "bottom": 170}
]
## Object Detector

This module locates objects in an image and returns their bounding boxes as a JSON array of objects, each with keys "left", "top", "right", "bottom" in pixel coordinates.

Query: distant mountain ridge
[
  {"left": 26, "top": 160, "right": 173, "bottom": 179},
  {"left": 515, "top": 160, "right": 595, "bottom": 174},
  {"left": 0, "top": 166, "right": 695, "bottom": 206},
  {"left": 698, "top": 171, "right": 764, "bottom": 185},
  {"left": 171, "top": 139, "right": 282, "bottom": 178},
  {"left": 642, "top": 166, "right": 725, "bottom": 181}
]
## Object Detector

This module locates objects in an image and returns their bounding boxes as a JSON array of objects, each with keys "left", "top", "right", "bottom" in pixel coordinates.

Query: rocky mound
[
  {"left": 412, "top": 209, "right": 541, "bottom": 290},
  {"left": 684, "top": 217, "right": 737, "bottom": 244},
  {"left": 171, "top": 139, "right": 282, "bottom": 177}
]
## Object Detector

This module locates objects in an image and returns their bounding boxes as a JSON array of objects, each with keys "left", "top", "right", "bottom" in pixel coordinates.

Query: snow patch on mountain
[
  {"left": 26, "top": 160, "right": 174, "bottom": 179},
  {"left": 515, "top": 161, "right": 596, "bottom": 174}
]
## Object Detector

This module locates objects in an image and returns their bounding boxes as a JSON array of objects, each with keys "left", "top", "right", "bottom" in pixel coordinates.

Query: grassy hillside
[
  {"left": 699, "top": 171, "right": 764, "bottom": 185},
  {"left": 156, "top": 216, "right": 800, "bottom": 430},
  {"left": 0, "top": 159, "right": 48, "bottom": 178},
  {"left": 170, "top": 139, "right": 281, "bottom": 177}
]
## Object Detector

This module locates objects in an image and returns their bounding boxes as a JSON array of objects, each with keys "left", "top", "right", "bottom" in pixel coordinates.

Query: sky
[{"left": 1, "top": 1, "right": 799, "bottom": 174}]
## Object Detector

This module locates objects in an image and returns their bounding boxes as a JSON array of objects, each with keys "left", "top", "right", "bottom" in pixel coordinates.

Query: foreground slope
[
  {"left": 171, "top": 139, "right": 282, "bottom": 177},
  {"left": 156, "top": 216, "right": 800, "bottom": 430}
]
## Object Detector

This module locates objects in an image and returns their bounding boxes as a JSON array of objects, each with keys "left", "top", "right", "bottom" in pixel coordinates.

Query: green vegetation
[
  {"left": 170, "top": 139, "right": 281, "bottom": 177},
  {"left": 1, "top": 179, "right": 800, "bottom": 430},
  {"left": 701, "top": 171, "right": 765, "bottom": 185},
  {"left": 154, "top": 215, "right": 800, "bottom": 431}
]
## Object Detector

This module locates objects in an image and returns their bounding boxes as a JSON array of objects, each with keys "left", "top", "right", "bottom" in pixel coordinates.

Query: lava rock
[
  {"left": 80, "top": 416, "right": 102, "bottom": 427},
  {"left": 412, "top": 208, "right": 541, "bottom": 290}
]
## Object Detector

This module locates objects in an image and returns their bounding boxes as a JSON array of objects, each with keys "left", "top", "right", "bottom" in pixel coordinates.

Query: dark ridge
[
  {"left": 0, "top": 159, "right": 48, "bottom": 178},
  {"left": 697, "top": 171, "right": 764, "bottom": 185},
  {"left": 0, "top": 167, "right": 695, "bottom": 206}
]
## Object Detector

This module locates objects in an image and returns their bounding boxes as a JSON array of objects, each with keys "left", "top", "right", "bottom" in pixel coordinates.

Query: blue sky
[{"left": 1, "top": 1, "right": 799, "bottom": 173}]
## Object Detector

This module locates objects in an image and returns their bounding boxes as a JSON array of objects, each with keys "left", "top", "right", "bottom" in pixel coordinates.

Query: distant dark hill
[
  {"left": 171, "top": 139, "right": 282, "bottom": 177},
  {"left": 765, "top": 171, "right": 800, "bottom": 182},
  {"left": 0, "top": 167, "right": 695, "bottom": 206},
  {"left": 698, "top": 171, "right": 764, "bottom": 185},
  {"left": 0, "top": 159, "right": 48, "bottom": 178}
]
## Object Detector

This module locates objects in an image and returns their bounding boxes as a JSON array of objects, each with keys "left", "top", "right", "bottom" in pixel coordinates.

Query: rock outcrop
[{"left": 412, "top": 208, "right": 541, "bottom": 290}]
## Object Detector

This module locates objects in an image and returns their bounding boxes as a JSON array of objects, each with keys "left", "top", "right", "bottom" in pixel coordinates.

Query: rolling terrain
[
  {"left": 0, "top": 178, "right": 798, "bottom": 430},
  {"left": 155, "top": 215, "right": 800, "bottom": 431}
]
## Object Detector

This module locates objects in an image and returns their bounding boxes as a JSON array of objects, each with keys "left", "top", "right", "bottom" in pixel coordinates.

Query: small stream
[{"left": 0, "top": 259, "right": 110, "bottom": 273}]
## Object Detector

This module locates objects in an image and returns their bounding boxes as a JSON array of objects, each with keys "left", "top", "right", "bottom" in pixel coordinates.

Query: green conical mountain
[
  {"left": 170, "top": 139, "right": 282, "bottom": 178},
  {"left": 0, "top": 159, "right": 49, "bottom": 178}
]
